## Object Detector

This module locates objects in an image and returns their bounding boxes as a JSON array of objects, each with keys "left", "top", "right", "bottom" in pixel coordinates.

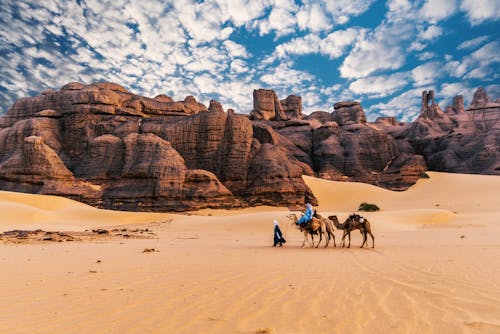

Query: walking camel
[
  {"left": 287, "top": 213, "right": 331, "bottom": 248},
  {"left": 328, "top": 214, "right": 375, "bottom": 248},
  {"left": 315, "top": 213, "right": 336, "bottom": 247}
]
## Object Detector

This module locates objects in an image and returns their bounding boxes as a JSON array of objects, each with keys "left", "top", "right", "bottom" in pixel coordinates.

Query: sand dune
[
  {"left": 1, "top": 172, "right": 500, "bottom": 333},
  {"left": 0, "top": 190, "right": 173, "bottom": 231}
]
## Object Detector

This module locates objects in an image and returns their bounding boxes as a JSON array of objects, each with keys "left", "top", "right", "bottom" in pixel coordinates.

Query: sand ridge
[{"left": 1, "top": 172, "right": 500, "bottom": 333}]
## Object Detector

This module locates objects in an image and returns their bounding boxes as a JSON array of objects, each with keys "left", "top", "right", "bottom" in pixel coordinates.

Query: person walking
[{"left": 273, "top": 220, "right": 286, "bottom": 247}]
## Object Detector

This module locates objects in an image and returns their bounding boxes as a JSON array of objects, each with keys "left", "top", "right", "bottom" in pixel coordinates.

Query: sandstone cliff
[
  {"left": 0, "top": 83, "right": 497, "bottom": 212},
  {"left": 0, "top": 82, "right": 315, "bottom": 211}
]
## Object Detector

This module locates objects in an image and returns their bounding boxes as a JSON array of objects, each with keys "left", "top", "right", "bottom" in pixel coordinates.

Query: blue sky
[{"left": 0, "top": 0, "right": 499, "bottom": 121}]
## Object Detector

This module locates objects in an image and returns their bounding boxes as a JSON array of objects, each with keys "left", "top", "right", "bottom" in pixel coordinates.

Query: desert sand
[{"left": 1, "top": 171, "right": 500, "bottom": 333}]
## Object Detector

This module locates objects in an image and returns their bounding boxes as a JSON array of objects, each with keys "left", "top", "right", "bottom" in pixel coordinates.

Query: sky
[{"left": 0, "top": 0, "right": 499, "bottom": 122}]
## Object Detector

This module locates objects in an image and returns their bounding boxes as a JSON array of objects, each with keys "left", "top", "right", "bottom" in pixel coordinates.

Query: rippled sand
[{"left": 1, "top": 172, "right": 500, "bottom": 333}]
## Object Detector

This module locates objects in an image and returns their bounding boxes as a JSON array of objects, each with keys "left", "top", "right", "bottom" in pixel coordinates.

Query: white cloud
[
  {"left": 439, "top": 82, "right": 473, "bottom": 106},
  {"left": 418, "top": 51, "right": 437, "bottom": 61},
  {"left": 296, "top": 3, "right": 332, "bottom": 32},
  {"left": 215, "top": 0, "right": 269, "bottom": 27},
  {"left": 223, "top": 40, "right": 249, "bottom": 58},
  {"left": 411, "top": 62, "right": 443, "bottom": 87},
  {"left": 323, "top": 0, "right": 375, "bottom": 24},
  {"left": 419, "top": 25, "right": 443, "bottom": 41},
  {"left": 274, "top": 34, "right": 321, "bottom": 58},
  {"left": 340, "top": 38, "right": 408, "bottom": 78},
  {"left": 340, "top": 2, "right": 417, "bottom": 79},
  {"left": 447, "top": 41, "right": 500, "bottom": 79},
  {"left": 273, "top": 27, "right": 363, "bottom": 61},
  {"left": 368, "top": 88, "right": 424, "bottom": 121},
  {"left": 230, "top": 59, "right": 250, "bottom": 75},
  {"left": 484, "top": 84, "right": 500, "bottom": 101},
  {"left": 457, "top": 35, "right": 489, "bottom": 50},
  {"left": 420, "top": 0, "right": 457, "bottom": 23},
  {"left": 260, "top": 62, "right": 315, "bottom": 87},
  {"left": 349, "top": 72, "right": 410, "bottom": 98},
  {"left": 320, "top": 28, "right": 366, "bottom": 59},
  {"left": 257, "top": 5, "right": 298, "bottom": 37},
  {"left": 460, "top": 0, "right": 500, "bottom": 25}
]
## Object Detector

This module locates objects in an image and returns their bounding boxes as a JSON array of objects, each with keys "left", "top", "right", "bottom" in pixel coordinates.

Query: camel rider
[{"left": 296, "top": 203, "right": 314, "bottom": 228}]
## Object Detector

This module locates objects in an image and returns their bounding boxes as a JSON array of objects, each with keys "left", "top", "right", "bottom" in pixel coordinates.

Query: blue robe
[{"left": 273, "top": 225, "right": 286, "bottom": 246}]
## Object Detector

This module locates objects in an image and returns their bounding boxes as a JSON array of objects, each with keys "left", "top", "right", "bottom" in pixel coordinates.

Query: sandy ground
[{"left": 1, "top": 172, "right": 499, "bottom": 333}]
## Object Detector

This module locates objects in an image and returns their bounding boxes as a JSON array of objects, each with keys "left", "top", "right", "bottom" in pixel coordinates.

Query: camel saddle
[{"left": 304, "top": 217, "right": 321, "bottom": 232}]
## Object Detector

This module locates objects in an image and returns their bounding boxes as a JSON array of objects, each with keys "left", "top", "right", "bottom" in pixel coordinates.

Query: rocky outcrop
[
  {"left": 274, "top": 116, "right": 426, "bottom": 190},
  {"left": 0, "top": 83, "right": 497, "bottom": 212},
  {"left": 250, "top": 89, "right": 288, "bottom": 121},
  {"left": 332, "top": 101, "right": 366, "bottom": 125},
  {"left": 419, "top": 90, "right": 447, "bottom": 120},
  {"left": 281, "top": 95, "right": 302, "bottom": 119},
  {"left": 402, "top": 88, "right": 499, "bottom": 175},
  {"left": 452, "top": 95, "right": 464, "bottom": 114},
  {"left": 0, "top": 82, "right": 315, "bottom": 211}
]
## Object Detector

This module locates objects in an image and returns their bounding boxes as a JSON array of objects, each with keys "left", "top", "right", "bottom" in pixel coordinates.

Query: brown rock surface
[
  {"left": 280, "top": 95, "right": 302, "bottom": 119},
  {"left": 208, "top": 99, "right": 224, "bottom": 113},
  {"left": 250, "top": 89, "right": 288, "bottom": 121},
  {"left": 332, "top": 101, "right": 366, "bottom": 125},
  {"left": 0, "top": 83, "right": 315, "bottom": 211},
  {"left": 402, "top": 88, "right": 499, "bottom": 175},
  {"left": 0, "top": 83, "right": 497, "bottom": 211}
]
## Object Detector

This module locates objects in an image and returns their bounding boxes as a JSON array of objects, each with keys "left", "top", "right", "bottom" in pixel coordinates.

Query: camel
[
  {"left": 328, "top": 214, "right": 375, "bottom": 248},
  {"left": 315, "top": 213, "right": 336, "bottom": 247},
  {"left": 287, "top": 213, "right": 329, "bottom": 248}
]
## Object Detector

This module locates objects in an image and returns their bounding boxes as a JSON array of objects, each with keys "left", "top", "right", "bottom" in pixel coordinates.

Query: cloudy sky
[{"left": 0, "top": 0, "right": 499, "bottom": 121}]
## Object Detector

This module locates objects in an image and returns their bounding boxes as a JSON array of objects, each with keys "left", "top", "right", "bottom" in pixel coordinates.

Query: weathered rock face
[
  {"left": 281, "top": 95, "right": 302, "bottom": 119},
  {"left": 469, "top": 87, "right": 490, "bottom": 108},
  {"left": 419, "top": 90, "right": 447, "bottom": 120},
  {"left": 274, "top": 116, "right": 426, "bottom": 190},
  {"left": 402, "top": 88, "right": 499, "bottom": 175},
  {"left": 0, "top": 82, "right": 315, "bottom": 211},
  {"left": 452, "top": 95, "right": 464, "bottom": 114},
  {"left": 0, "top": 83, "right": 497, "bottom": 212},
  {"left": 250, "top": 89, "right": 288, "bottom": 121},
  {"left": 332, "top": 101, "right": 366, "bottom": 125}
]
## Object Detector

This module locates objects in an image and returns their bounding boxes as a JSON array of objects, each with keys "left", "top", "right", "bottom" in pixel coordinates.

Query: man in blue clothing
[
  {"left": 296, "top": 203, "right": 314, "bottom": 228},
  {"left": 273, "top": 220, "right": 286, "bottom": 247}
]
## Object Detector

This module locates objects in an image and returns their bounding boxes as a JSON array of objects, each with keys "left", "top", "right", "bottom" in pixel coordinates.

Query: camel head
[
  {"left": 328, "top": 215, "right": 340, "bottom": 227},
  {"left": 286, "top": 213, "right": 302, "bottom": 229}
]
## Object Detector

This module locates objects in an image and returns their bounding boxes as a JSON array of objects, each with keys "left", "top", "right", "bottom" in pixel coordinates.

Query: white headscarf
[{"left": 274, "top": 219, "right": 279, "bottom": 226}]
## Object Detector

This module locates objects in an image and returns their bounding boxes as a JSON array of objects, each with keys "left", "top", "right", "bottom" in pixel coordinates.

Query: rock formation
[
  {"left": 250, "top": 89, "right": 289, "bottom": 121},
  {"left": 401, "top": 87, "right": 499, "bottom": 174},
  {"left": 0, "top": 82, "right": 315, "bottom": 211},
  {"left": 332, "top": 101, "right": 366, "bottom": 125},
  {"left": 0, "top": 83, "right": 497, "bottom": 212},
  {"left": 281, "top": 95, "right": 303, "bottom": 119},
  {"left": 419, "top": 90, "right": 446, "bottom": 120}
]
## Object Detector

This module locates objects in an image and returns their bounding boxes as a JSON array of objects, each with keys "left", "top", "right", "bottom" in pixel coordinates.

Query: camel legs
[
  {"left": 360, "top": 230, "right": 367, "bottom": 248},
  {"left": 340, "top": 230, "right": 349, "bottom": 248},
  {"left": 315, "top": 230, "right": 323, "bottom": 248},
  {"left": 324, "top": 231, "right": 336, "bottom": 248},
  {"left": 340, "top": 231, "right": 345, "bottom": 247},
  {"left": 301, "top": 230, "right": 308, "bottom": 247},
  {"left": 323, "top": 230, "right": 330, "bottom": 248},
  {"left": 368, "top": 232, "right": 375, "bottom": 248},
  {"left": 360, "top": 231, "right": 375, "bottom": 248}
]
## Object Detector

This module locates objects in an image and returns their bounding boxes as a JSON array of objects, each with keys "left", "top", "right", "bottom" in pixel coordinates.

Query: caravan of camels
[{"left": 286, "top": 211, "right": 375, "bottom": 249}]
